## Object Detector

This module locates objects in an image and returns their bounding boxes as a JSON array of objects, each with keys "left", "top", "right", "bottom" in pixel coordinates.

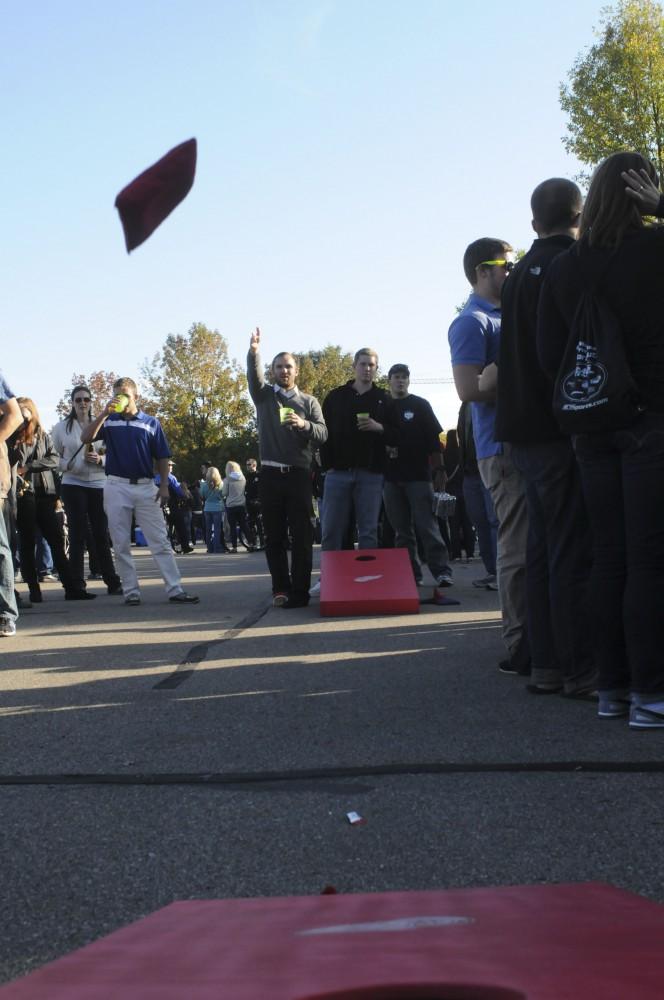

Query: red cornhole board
[
  {"left": 320, "top": 548, "right": 419, "bottom": 617},
  {"left": 3, "top": 883, "right": 664, "bottom": 998}
]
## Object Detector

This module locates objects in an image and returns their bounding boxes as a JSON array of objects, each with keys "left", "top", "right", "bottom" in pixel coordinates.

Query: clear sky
[{"left": 2, "top": 0, "right": 606, "bottom": 433}]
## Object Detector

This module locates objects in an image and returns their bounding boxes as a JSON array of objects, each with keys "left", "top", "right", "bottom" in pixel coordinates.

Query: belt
[
  {"left": 106, "top": 475, "right": 154, "bottom": 485},
  {"left": 261, "top": 462, "right": 304, "bottom": 474}
]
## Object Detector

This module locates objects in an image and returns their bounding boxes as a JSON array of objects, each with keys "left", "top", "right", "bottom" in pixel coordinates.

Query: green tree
[
  {"left": 560, "top": 0, "right": 664, "bottom": 177},
  {"left": 292, "top": 344, "right": 355, "bottom": 403},
  {"left": 141, "top": 323, "right": 254, "bottom": 469}
]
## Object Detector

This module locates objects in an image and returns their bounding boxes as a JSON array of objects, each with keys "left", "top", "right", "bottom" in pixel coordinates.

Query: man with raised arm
[
  {"left": 247, "top": 327, "right": 327, "bottom": 608},
  {"left": 80, "top": 377, "right": 199, "bottom": 606}
]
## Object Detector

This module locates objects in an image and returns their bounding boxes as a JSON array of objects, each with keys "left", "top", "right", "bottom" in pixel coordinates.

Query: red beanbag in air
[{"left": 115, "top": 137, "right": 197, "bottom": 252}]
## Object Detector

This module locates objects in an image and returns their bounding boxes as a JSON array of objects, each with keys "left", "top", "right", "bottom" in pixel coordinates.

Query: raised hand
[{"left": 249, "top": 326, "right": 261, "bottom": 353}]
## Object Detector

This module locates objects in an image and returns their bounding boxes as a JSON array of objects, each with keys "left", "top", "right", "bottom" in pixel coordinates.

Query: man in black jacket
[
  {"left": 495, "top": 177, "right": 597, "bottom": 697},
  {"left": 320, "top": 348, "right": 394, "bottom": 551}
]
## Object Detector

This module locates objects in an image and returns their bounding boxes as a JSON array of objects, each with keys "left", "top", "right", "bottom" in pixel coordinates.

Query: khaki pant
[{"left": 478, "top": 446, "right": 529, "bottom": 664}]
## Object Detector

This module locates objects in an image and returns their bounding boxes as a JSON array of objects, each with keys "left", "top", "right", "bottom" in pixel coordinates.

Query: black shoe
[
  {"left": 498, "top": 660, "right": 518, "bottom": 675},
  {"left": 107, "top": 586, "right": 123, "bottom": 596},
  {"left": 65, "top": 591, "right": 97, "bottom": 601},
  {"left": 282, "top": 596, "right": 310, "bottom": 609},
  {"left": 169, "top": 591, "right": 200, "bottom": 604},
  {"left": 526, "top": 683, "right": 563, "bottom": 695},
  {"left": 29, "top": 587, "right": 43, "bottom": 604}
]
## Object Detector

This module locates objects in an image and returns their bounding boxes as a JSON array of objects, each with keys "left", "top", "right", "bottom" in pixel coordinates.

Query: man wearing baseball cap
[{"left": 383, "top": 364, "right": 453, "bottom": 591}]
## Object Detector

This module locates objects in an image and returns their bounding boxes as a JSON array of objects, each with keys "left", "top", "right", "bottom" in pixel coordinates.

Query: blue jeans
[
  {"left": 574, "top": 412, "right": 664, "bottom": 698},
  {"left": 383, "top": 480, "right": 451, "bottom": 581},
  {"left": 462, "top": 472, "right": 497, "bottom": 576},
  {"left": 0, "top": 500, "right": 17, "bottom": 622},
  {"left": 322, "top": 469, "right": 384, "bottom": 550},
  {"left": 204, "top": 510, "right": 224, "bottom": 553}
]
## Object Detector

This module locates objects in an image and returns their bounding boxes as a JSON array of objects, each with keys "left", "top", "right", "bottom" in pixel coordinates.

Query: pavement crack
[
  {"left": 2, "top": 760, "right": 664, "bottom": 787},
  {"left": 152, "top": 599, "right": 271, "bottom": 690}
]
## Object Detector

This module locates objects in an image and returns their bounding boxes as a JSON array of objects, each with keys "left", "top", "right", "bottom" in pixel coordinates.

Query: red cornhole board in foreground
[
  {"left": 1, "top": 883, "right": 663, "bottom": 998},
  {"left": 320, "top": 548, "right": 419, "bottom": 617}
]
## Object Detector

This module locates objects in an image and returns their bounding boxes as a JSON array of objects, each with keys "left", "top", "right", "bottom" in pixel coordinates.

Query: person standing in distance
[
  {"left": 247, "top": 327, "right": 327, "bottom": 608},
  {"left": 320, "top": 348, "right": 395, "bottom": 552},
  {"left": 80, "top": 378, "right": 199, "bottom": 606},
  {"left": 383, "top": 363, "right": 453, "bottom": 592}
]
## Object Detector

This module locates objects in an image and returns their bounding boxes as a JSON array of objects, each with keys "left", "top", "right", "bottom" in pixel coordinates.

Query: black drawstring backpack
[{"left": 552, "top": 250, "right": 645, "bottom": 433}]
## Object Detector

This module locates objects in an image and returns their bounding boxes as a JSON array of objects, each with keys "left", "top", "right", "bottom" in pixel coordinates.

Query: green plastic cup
[{"left": 279, "top": 407, "right": 295, "bottom": 424}]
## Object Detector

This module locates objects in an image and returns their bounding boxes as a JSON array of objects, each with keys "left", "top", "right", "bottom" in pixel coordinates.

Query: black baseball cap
[{"left": 388, "top": 363, "right": 410, "bottom": 378}]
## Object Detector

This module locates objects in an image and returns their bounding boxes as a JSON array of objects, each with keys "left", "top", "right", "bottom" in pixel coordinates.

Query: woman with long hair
[
  {"left": 537, "top": 150, "right": 664, "bottom": 728},
  {"left": 200, "top": 466, "right": 227, "bottom": 554},
  {"left": 9, "top": 397, "right": 93, "bottom": 603},
  {"left": 51, "top": 385, "right": 122, "bottom": 596},
  {"left": 222, "top": 460, "right": 254, "bottom": 552}
]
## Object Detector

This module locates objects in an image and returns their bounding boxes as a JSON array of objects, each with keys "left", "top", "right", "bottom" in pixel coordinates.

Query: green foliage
[
  {"left": 141, "top": 322, "right": 255, "bottom": 477},
  {"left": 560, "top": 0, "right": 664, "bottom": 177},
  {"left": 292, "top": 344, "right": 355, "bottom": 403}
]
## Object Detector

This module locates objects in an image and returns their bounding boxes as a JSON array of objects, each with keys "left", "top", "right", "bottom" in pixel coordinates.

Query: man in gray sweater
[{"left": 247, "top": 327, "right": 328, "bottom": 607}]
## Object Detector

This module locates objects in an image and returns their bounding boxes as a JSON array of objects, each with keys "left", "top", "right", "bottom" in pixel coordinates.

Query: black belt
[{"left": 262, "top": 464, "right": 301, "bottom": 474}]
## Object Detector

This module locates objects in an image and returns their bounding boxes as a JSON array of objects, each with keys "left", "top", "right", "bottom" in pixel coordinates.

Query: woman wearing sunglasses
[{"left": 51, "top": 386, "right": 122, "bottom": 597}]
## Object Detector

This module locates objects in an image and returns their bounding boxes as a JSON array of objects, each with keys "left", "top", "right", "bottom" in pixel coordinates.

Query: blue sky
[{"left": 2, "top": 0, "right": 607, "bottom": 432}]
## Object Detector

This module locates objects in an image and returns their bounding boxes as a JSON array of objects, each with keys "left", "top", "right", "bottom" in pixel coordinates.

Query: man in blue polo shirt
[
  {"left": 81, "top": 377, "right": 198, "bottom": 606},
  {"left": 448, "top": 238, "right": 529, "bottom": 676}
]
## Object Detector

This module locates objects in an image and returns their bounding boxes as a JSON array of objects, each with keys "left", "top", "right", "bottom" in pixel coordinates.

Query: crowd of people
[
  {"left": 0, "top": 380, "right": 265, "bottom": 617},
  {"left": 1, "top": 150, "right": 663, "bottom": 731}
]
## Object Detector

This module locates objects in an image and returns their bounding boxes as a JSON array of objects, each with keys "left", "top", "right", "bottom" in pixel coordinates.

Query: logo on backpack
[{"left": 560, "top": 341, "right": 607, "bottom": 409}]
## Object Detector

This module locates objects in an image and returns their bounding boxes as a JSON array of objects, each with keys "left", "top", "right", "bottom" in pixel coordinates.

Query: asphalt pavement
[{"left": 2, "top": 545, "right": 664, "bottom": 986}]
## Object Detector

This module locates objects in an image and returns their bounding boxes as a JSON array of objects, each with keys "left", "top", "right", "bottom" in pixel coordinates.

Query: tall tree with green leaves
[
  {"left": 560, "top": 0, "right": 664, "bottom": 177},
  {"left": 141, "top": 323, "right": 254, "bottom": 459},
  {"left": 291, "top": 344, "right": 355, "bottom": 404}
]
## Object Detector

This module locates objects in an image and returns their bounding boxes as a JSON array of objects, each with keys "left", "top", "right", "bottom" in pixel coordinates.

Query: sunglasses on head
[
  {"left": 477, "top": 258, "right": 515, "bottom": 273},
  {"left": 74, "top": 396, "right": 91, "bottom": 403}
]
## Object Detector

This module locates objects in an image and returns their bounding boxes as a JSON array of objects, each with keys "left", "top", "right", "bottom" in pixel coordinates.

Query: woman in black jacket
[
  {"left": 9, "top": 398, "right": 94, "bottom": 604},
  {"left": 537, "top": 151, "right": 664, "bottom": 729}
]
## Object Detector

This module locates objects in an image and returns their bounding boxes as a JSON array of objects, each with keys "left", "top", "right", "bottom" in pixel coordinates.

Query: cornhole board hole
[
  {"left": 3, "top": 883, "right": 664, "bottom": 998},
  {"left": 320, "top": 548, "right": 419, "bottom": 617}
]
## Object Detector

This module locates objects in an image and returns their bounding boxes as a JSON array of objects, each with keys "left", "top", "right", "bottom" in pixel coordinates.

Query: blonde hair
[
  {"left": 225, "top": 460, "right": 241, "bottom": 476},
  {"left": 353, "top": 347, "right": 379, "bottom": 366},
  {"left": 206, "top": 466, "right": 222, "bottom": 489}
]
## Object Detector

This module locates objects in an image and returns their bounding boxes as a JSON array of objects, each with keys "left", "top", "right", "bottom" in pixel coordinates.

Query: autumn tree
[
  {"left": 55, "top": 371, "right": 121, "bottom": 419},
  {"left": 141, "top": 322, "right": 254, "bottom": 467},
  {"left": 291, "top": 345, "right": 355, "bottom": 404},
  {"left": 560, "top": 0, "right": 664, "bottom": 177}
]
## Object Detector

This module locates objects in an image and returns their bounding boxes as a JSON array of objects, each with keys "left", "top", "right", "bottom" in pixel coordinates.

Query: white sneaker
[{"left": 309, "top": 580, "right": 321, "bottom": 596}]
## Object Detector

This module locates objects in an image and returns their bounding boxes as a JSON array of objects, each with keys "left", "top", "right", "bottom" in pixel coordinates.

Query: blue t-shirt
[
  {"left": 0, "top": 370, "right": 15, "bottom": 405},
  {"left": 100, "top": 410, "right": 171, "bottom": 479},
  {"left": 448, "top": 293, "right": 502, "bottom": 460}
]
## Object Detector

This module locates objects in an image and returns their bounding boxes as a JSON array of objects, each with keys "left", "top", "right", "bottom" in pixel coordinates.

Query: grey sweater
[{"left": 247, "top": 351, "right": 327, "bottom": 468}]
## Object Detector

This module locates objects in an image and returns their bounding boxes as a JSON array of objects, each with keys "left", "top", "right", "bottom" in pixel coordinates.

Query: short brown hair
[
  {"left": 463, "top": 238, "right": 513, "bottom": 286},
  {"left": 531, "top": 178, "right": 583, "bottom": 232},
  {"left": 113, "top": 377, "right": 138, "bottom": 395},
  {"left": 353, "top": 347, "right": 379, "bottom": 366}
]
